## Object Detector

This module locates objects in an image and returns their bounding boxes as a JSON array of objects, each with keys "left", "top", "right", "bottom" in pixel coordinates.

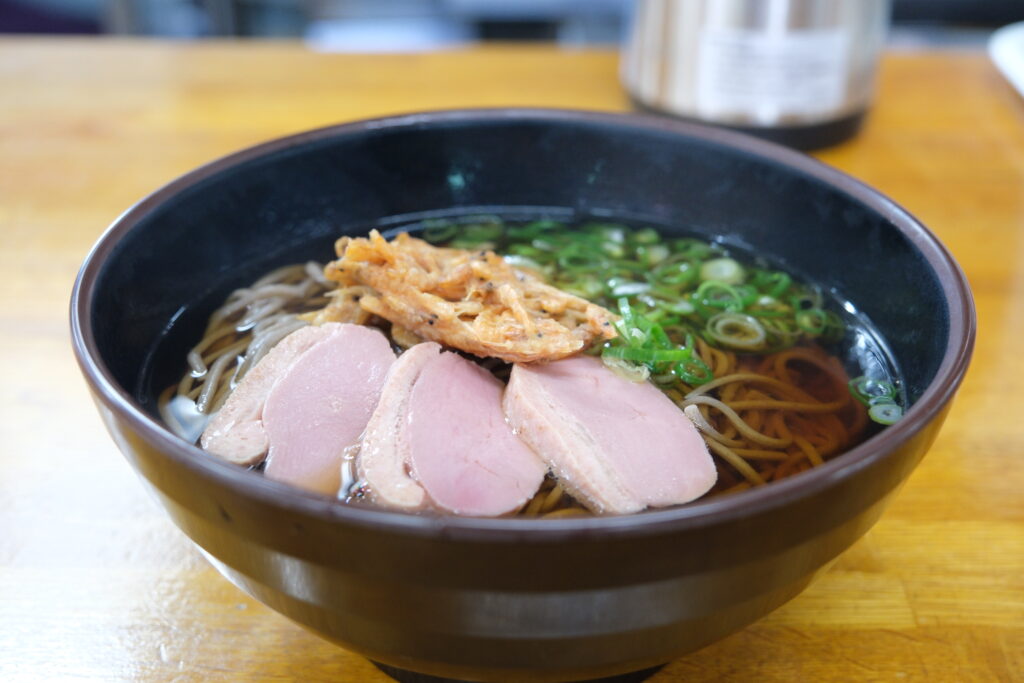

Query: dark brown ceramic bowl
[{"left": 71, "top": 109, "right": 974, "bottom": 682}]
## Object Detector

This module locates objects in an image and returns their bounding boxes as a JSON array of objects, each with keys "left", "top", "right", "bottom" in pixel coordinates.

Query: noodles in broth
[{"left": 162, "top": 219, "right": 894, "bottom": 516}]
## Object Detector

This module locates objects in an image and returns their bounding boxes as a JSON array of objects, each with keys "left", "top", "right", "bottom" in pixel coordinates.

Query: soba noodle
[{"left": 159, "top": 262, "right": 336, "bottom": 436}]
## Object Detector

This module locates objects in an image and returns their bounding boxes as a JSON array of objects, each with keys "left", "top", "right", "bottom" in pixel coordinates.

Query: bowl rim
[{"left": 70, "top": 107, "right": 976, "bottom": 541}]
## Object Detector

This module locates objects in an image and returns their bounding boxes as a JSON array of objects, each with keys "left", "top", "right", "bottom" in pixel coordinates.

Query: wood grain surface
[{"left": 1, "top": 39, "right": 1021, "bottom": 682}]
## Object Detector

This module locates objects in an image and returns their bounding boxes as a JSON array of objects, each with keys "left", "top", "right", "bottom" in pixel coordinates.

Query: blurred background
[{"left": 1, "top": 0, "right": 1023, "bottom": 48}]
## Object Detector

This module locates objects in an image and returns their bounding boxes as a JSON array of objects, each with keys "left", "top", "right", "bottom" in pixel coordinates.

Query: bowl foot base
[{"left": 371, "top": 661, "right": 665, "bottom": 683}]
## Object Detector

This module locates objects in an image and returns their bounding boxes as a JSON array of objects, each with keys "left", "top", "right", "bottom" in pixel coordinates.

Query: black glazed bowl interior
[{"left": 71, "top": 109, "right": 974, "bottom": 683}]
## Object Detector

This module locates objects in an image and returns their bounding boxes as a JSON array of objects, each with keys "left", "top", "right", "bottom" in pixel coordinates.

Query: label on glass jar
[{"left": 695, "top": 27, "right": 850, "bottom": 124}]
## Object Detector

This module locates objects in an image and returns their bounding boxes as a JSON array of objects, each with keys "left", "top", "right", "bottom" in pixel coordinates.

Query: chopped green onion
[
  {"left": 557, "top": 250, "right": 599, "bottom": 270},
  {"left": 617, "top": 297, "right": 636, "bottom": 325},
  {"left": 508, "top": 244, "right": 546, "bottom": 259},
  {"left": 759, "top": 318, "right": 800, "bottom": 351},
  {"left": 700, "top": 258, "right": 745, "bottom": 285},
  {"left": 634, "top": 227, "right": 661, "bottom": 244},
  {"left": 734, "top": 284, "right": 760, "bottom": 308},
  {"left": 670, "top": 238, "right": 714, "bottom": 259},
  {"left": 848, "top": 376, "right": 897, "bottom": 406},
  {"left": 503, "top": 254, "right": 546, "bottom": 273},
  {"left": 695, "top": 280, "right": 744, "bottom": 311},
  {"left": 796, "top": 308, "right": 828, "bottom": 335},
  {"left": 506, "top": 220, "right": 558, "bottom": 241},
  {"left": 672, "top": 356, "right": 713, "bottom": 385},
  {"left": 610, "top": 281, "right": 651, "bottom": 297},
  {"left": 562, "top": 277, "right": 605, "bottom": 300},
  {"left": 603, "top": 346, "right": 695, "bottom": 363},
  {"left": 602, "top": 297, "right": 712, "bottom": 386},
  {"left": 752, "top": 270, "right": 792, "bottom": 298},
  {"left": 654, "top": 262, "right": 698, "bottom": 288},
  {"left": 601, "top": 355, "right": 650, "bottom": 382},
  {"left": 531, "top": 237, "right": 561, "bottom": 252},
  {"left": 660, "top": 299, "right": 696, "bottom": 315},
  {"left": 640, "top": 243, "right": 670, "bottom": 265},
  {"left": 868, "top": 402, "right": 903, "bottom": 425},
  {"left": 706, "top": 312, "right": 767, "bottom": 351},
  {"left": 601, "top": 241, "right": 626, "bottom": 258},
  {"left": 849, "top": 376, "right": 903, "bottom": 425},
  {"left": 583, "top": 223, "right": 627, "bottom": 243}
]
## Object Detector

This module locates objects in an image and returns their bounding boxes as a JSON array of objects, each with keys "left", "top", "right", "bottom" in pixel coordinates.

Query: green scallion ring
[
  {"left": 641, "top": 243, "right": 670, "bottom": 265},
  {"left": 634, "top": 227, "right": 661, "bottom": 244},
  {"left": 699, "top": 258, "right": 745, "bottom": 285},
  {"left": 706, "top": 312, "right": 767, "bottom": 351},
  {"left": 765, "top": 272, "right": 792, "bottom": 299},
  {"left": 601, "top": 355, "right": 650, "bottom": 383},
  {"left": 610, "top": 281, "right": 651, "bottom": 297},
  {"left": 503, "top": 254, "right": 546, "bottom": 273},
  {"left": 655, "top": 262, "right": 698, "bottom": 287},
  {"left": 583, "top": 223, "right": 627, "bottom": 242},
  {"left": 562, "top": 277, "right": 605, "bottom": 300},
  {"left": 673, "top": 357, "right": 713, "bottom": 385},
  {"left": 796, "top": 308, "right": 828, "bottom": 335},
  {"left": 734, "top": 284, "right": 760, "bottom": 307},
  {"left": 868, "top": 402, "right": 903, "bottom": 425},
  {"left": 508, "top": 244, "right": 547, "bottom": 259},
  {"left": 849, "top": 376, "right": 897, "bottom": 406},
  {"left": 695, "top": 280, "right": 745, "bottom": 311},
  {"left": 659, "top": 299, "right": 696, "bottom": 315},
  {"left": 601, "top": 241, "right": 626, "bottom": 258},
  {"left": 670, "top": 238, "right": 714, "bottom": 259}
]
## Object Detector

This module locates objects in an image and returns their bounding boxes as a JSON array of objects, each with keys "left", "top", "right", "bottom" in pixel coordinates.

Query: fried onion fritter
[
  {"left": 320, "top": 230, "right": 616, "bottom": 363},
  {"left": 300, "top": 285, "right": 375, "bottom": 326}
]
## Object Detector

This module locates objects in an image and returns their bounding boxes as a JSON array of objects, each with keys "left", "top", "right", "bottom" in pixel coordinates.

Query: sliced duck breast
[
  {"left": 200, "top": 323, "right": 345, "bottom": 465},
  {"left": 503, "top": 356, "right": 717, "bottom": 514},
  {"left": 407, "top": 350, "right": 547, "bottom": 516},
  {"left": 356, "top": 342, "right": 442, "bottom": 510},
  {"left": 359, "top": 343, "right": 546, "bottom": 516},
  {"left": 261, "top": 324, "right": 396, "bottom": 495}
]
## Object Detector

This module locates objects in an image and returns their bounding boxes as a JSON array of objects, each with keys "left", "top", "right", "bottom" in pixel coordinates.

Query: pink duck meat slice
[
  {"left": 357, "top": 342, "right": 443, "bottom": 510},
  {"left": 200, "top": 323, "right": 345, "bottom": 465},
  {"left": 262, "top": 324, "right": 396, "bottom": 495},
  {"left": 503, "top": 355, "right": 716, "bottom": 514},
  {"left": 358, "top": 343, "right": 546, "bottom": 516},
  {"left": 406, "top": 350, "right": 547, "bottom": 516}
]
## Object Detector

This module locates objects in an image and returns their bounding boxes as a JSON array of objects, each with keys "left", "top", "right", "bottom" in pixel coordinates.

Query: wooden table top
[{"left": 1, "top": 39, "right": 1021, "bottom": 682}]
